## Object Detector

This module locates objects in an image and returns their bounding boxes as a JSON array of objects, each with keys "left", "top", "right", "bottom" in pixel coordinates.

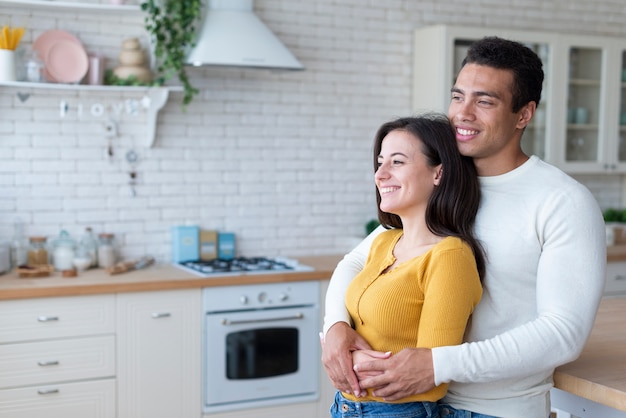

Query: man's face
[{"left": 448, "top": 63, "right": 533, "bottom": 176}]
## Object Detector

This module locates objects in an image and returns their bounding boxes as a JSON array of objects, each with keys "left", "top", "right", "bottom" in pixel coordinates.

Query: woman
[{"left": 328, "top": 114, "right": 484, "bottom": 418}]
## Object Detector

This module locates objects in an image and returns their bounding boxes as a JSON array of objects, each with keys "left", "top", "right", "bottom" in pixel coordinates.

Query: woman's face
[{"left": 375, "top": 129, "right": 441, "bottom": 218}]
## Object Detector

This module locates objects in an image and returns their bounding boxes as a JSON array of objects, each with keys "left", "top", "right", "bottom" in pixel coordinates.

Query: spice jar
[
  {"left": 97, "top": 233, "right": 116, "bottom": 268},
  {"left": 27, "top": 236, "right": 48, "bottom": 266},
  {"left": 52, "top": 230, "right": 76, "bottom": 271}
]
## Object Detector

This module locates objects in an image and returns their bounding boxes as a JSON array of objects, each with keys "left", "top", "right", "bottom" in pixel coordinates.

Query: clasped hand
[{"left": 321, "top": 322, "right": 436, "bottom": 401}]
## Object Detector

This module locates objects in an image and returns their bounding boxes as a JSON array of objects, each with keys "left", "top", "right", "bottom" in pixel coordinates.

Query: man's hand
[
  {"left": 352, "top": 349, "right": 391, "bottom": 379},
  {"left": 321, "top": 322, "right": 371, "bottom": 396},
  {"left": 354, "top": 347, "right": 436, "bottom": 401}
]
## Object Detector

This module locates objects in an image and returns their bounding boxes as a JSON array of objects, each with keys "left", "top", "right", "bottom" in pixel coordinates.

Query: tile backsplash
[{"left": 2, "top": 0, "right": 625, "bottom": 263}]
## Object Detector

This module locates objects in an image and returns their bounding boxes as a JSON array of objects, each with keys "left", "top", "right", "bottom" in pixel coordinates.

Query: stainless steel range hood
[{"left": 186, "top": 0, "right": 304, "bottom": 70}]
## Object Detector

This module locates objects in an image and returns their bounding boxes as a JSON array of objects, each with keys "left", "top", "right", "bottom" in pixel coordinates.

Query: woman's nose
[{"left": 375, "top": 165, "right": 388, "bottom": 180}]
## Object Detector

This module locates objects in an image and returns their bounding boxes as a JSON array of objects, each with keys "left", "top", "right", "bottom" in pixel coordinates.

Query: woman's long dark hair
[{"left": 373, "top": 113, "right": 485, "bottom": 279}]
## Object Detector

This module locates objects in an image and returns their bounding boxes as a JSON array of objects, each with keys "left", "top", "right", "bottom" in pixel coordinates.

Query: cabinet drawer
[
  {"left": 0, "top": 378, "right": 115, "bottom": 418},
  {"left": 0, "top": 335, "right": 115, "bottom": 389},
  {"left": 605, "top": 262, "right": 626, "bottom": 295},
  {"left": 0, "top": 294, "right": 115, "bottom": 343}
]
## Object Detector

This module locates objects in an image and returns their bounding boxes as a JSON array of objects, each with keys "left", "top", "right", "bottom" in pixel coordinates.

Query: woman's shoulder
[{"left": 431, "top": 236, "right": 472, "bottom": 254}]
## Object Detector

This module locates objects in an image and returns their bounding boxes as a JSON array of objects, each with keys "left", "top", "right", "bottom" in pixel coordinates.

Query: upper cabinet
[{"left": 413, "top": 25, "right": 626, "bottom": 174}]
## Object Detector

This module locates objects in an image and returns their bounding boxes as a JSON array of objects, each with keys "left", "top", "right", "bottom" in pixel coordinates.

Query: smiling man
[{"left": 321, "top": 36, "right": 607, "bottom": 418}]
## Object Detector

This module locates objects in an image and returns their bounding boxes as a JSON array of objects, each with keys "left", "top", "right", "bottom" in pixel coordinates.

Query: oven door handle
[{"left": 221, "top": 312, "right": 304, "bottom": 326}]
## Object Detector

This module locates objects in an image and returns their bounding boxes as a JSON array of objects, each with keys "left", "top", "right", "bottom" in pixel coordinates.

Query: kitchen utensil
[
  {"left": 106, "top": 255, "right": 155, "bottom": 275},
  {"left": 126, "top": 149, "right": 138, "bottom": 196}
]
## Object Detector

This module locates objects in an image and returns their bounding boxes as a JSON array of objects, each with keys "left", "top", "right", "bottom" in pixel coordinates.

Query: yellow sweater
[{"left": 344, "top": 229, "right": 482, "bottom": 403}]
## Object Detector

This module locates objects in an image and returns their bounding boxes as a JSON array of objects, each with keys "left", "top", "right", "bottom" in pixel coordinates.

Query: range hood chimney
[{"left": 186, "top": 0, "right": 304, "bottom": 70}]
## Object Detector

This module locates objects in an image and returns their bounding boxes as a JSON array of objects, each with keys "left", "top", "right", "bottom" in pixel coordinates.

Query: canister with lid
[
  {"left": 52, "top": 230, "right": 76, "bottom": 271},
  {"left": 27, "top": 236, "right": 48, "bottom": 266},
  {"left": 97, "top": 233, "right": 116, "bottom": 268}
]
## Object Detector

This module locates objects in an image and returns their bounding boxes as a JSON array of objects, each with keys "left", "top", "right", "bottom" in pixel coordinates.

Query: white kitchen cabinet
[
  {"left": 413, "top": 25, "right": 626, "bottom": 174},
  {"left": 0, "top": 379, "right": 116, "bottom": 418},
  {"left": 604, "top": 261, "right": 626, "bottom": 296},
  {"left": 0, "top": 294, "right": 116, "bottom": 418},
  {"left": 117, "top": 289, "right": 202, "bottom": 418}
]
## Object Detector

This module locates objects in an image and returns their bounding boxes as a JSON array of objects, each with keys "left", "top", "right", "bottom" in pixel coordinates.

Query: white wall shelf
[{"left": 1, "top": 81, "right": 183, "bottom": 148}]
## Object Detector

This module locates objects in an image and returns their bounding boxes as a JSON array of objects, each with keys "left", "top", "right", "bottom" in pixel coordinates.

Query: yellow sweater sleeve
[{"left": 344, "top": 231, "right": 482, "bottom": 403}]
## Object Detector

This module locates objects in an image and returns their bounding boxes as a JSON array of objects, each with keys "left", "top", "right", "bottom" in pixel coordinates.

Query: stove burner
[{"left": 178, "top": 257, "right": 305, "bottom": 276}]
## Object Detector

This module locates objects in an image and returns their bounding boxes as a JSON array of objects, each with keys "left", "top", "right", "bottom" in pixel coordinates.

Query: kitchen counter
[
  {"left": 554, "top": 296, "right": 626, "bottom": 412},
  {"left": 0, "top": 255, "right": 344, "bottom": 301},
  {"left": 607, "top": 244, "right": 626, "bottom": 262}
]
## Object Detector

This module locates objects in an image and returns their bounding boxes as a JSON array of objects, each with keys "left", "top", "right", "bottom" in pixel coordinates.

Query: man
[{"left": 322, "top": 36, "right": 606, "bottom": 417}]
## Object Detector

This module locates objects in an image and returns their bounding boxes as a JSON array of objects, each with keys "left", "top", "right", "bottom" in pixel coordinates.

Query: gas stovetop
[{"left": 174, "top": 256, "right": 314, "bottom": 277}]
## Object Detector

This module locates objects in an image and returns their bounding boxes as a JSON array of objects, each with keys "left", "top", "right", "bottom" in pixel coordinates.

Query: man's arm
[
  {"left": 355, "top": 185, "right": 607, "bottom": 399},
  {"left": 321, "top": 225, "right": 384, "bottom": 395}
]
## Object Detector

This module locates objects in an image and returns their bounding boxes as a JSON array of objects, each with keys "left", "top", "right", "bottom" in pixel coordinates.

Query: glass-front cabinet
[{"left": 413, "top": 25, "right": 626, "bottom": 174}]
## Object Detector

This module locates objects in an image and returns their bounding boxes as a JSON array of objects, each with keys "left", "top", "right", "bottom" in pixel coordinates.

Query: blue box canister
[
  {"left": 171, "top": 225, "right": 200, "bottom": 262},
  {"left": 217, "top": 232, "right": 236, "bottom": 260}
]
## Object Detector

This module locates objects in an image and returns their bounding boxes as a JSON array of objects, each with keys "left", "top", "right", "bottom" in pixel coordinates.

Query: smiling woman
[{"left": 325, "top": 113, "right": 485, "bottom": 418}]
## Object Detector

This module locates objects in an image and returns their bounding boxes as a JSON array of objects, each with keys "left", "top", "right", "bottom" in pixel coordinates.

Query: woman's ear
[{"left": 434, "top": 165, "right": 443, "bottom": 186}]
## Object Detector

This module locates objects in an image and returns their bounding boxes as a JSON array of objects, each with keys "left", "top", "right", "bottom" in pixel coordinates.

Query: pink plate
[
  {"left": 45, "top": 40, "right": 88, "bottom": 84},
  {"left": 33, "top": 30, "right": 83, "bottom": 82}
]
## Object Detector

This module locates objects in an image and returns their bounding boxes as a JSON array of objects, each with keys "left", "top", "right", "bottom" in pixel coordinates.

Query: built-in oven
[{"left": 202, "top": 280, "right": 320, "bottom": 413}]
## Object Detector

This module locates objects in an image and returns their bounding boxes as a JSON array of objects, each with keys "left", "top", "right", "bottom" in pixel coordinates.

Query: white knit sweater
[{"left": 323, "top": 156, "right": 607, "bottom": 418}]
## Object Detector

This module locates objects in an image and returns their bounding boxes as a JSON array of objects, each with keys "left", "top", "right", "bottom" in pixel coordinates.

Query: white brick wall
[{"left": 1, "top": 0, "right": 624, "bottom": 263}]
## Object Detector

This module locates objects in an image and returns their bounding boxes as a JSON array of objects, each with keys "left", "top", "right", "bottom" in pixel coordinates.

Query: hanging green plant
[{"left": 141, "top": 0, "right": 202, "bottom": 107}]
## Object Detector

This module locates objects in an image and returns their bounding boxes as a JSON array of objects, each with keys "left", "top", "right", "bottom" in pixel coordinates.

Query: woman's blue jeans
[{"left": 330, "top": 391, "right": 439, "bottom": 418}]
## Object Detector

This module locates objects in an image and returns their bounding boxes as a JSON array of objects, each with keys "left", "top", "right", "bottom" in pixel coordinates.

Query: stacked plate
[{"left": 33, "top": 30, "right": 88, "bottom": 84}]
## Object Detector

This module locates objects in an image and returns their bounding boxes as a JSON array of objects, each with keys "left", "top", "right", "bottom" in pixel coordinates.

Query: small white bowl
[{"left": 73, "top": 257, "right": 91, "bottom": 272}]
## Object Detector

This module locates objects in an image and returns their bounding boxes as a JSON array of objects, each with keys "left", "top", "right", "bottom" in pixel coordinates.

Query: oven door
[{"left": 204, "top": 305, "right": 319, "bottom": 411}]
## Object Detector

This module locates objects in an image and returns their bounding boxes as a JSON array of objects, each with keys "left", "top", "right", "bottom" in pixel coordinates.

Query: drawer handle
[
  {"left": 151, "top": 312, "right": 171, "bottom": 319},
  {"left": 38, "top": 360, "right": 59, "bottom": 367},
  {"left": 37, "top": 316, "right": 59, "bottom": 322},
  {"left": 615, "top": 275, "right": 626, "bottom": 281},
  {"left": 37, "top": 388, "right": 59, "bottom": 395}
]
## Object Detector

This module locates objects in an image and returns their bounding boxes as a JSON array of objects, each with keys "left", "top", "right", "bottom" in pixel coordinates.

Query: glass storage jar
[
  {"left": 52, "top": 230, "right": 76, "bottom": 271},
  {"left": 27, "top": 236, "right": 48, "bottom": 266},
  {"left": 97, "top": 233, "right": 116, "bottom": 268}
]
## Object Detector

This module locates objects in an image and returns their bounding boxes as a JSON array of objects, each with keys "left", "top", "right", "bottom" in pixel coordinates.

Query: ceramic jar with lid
[
  {"left": 51, "top": 230, "right": 76, "bottom": 271},
  {"left": 97, "top": 233, "right": 116, "bottom": 268},
  {"left": 113, "top": 38, "right": 152, "bottom": 83}
]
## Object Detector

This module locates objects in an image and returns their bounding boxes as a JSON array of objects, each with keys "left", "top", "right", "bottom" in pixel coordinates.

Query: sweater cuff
[{"left": 432, "top": 345, "right": 456, "bottom": 386}]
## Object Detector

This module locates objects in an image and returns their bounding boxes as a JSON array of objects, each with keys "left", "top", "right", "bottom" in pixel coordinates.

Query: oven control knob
[
  {"left": 239, "top": 295, "right": 249, "bottom": 305},
  {"left": 278, "top": 293, "right": 289, "bottom": 302},
  {"left": 257, "top": 292, "right": 267, "bottom": 303}
]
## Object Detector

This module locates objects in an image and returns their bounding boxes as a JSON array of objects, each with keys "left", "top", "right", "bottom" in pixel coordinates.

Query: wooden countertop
[
  {"left": 0, "top": 255, "right": 343, "bottom": 301},
  {"left": 607, "top": 245, "right": 626, "bottom": 262},
  {"left": 554, "top": 296, "right": 626, "bottom": 411}
]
